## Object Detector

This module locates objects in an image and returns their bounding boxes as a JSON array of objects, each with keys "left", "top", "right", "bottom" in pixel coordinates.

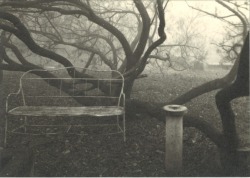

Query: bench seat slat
[{"left": 8, "top": 106, "right": 124, "bottom": 117}]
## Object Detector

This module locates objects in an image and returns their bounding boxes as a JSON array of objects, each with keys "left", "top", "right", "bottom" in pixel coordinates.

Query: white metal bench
[{"left": 4, "top": 67, "right": 126, "bottom": 146}]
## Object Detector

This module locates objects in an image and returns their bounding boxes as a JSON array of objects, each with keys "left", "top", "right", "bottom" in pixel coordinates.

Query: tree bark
[
  {"left": 124, "top": 79, "right": 135, "bottom": 99},
  {"left": 215, "top": 32, "right": 249, "bottom": 174}
]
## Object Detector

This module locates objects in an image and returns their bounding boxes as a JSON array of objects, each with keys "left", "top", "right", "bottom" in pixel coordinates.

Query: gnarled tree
[{"left": 0, "top": 0, "right": 249, "bottom": 175}]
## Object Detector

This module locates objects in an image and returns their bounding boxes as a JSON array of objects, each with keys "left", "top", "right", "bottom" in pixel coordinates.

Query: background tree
[{"left": 186, "top": 0, "right": 249, "bottom": 63}]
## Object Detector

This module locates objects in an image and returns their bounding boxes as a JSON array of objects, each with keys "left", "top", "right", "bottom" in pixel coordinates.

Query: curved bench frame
[{"left": 4, "top": 67, "right": 126, "bottom": 147}]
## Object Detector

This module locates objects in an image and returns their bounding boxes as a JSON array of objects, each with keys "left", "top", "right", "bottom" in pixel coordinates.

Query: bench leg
[
  {"left": 4, "top": 115, "right": 8, "bottom": 148},
  {"left": 123, "top": 113, "right": 126, "bottom": 142},
  {"left": 116, "top": 115, "right": 126, "bottom": 142},
  {"left": 24, "top": 116, "right": 27, "bottom": 133},
  {"left": 116, "top": 116, "right": 120, "bottom": 130}
]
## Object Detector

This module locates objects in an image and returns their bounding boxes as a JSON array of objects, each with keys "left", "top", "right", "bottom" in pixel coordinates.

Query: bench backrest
[{"left": 19, "top": 67, "right": 124, "bottom": 107}]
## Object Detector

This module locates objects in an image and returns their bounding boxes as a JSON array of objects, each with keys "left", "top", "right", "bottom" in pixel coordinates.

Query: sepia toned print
[{"left": 0, "top": 0, "right": 249, "bottom": 176}]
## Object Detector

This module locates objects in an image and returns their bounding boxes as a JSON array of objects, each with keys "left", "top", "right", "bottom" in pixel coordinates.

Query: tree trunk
[
  {"left": 215, "top": 32, "right": 249, "bottom": 174},
  {"left": 124, "top": 78, "right": 135, "bottom": 99},
  {"left": 216, "top": 80, "right": 249, "bottom": 175}
]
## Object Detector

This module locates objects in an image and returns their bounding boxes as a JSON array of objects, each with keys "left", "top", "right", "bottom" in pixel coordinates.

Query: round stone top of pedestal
[{"left": 163, "top": 105, "right": 187, "bottom": 117}]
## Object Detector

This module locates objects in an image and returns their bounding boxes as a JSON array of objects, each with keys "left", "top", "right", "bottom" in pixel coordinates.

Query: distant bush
[{"left": 193, "top": 61, "right": 207, "bottom": 71}]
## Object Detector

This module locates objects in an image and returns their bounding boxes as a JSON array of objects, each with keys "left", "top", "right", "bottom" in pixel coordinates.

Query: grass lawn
[{"left": 1, "top": 68, "right": 249, "bottom": 176}]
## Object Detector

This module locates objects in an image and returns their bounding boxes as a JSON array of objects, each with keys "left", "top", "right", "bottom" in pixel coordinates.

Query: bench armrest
[{"left": 6, "top": 89, "right": 23, "bottom": 112}]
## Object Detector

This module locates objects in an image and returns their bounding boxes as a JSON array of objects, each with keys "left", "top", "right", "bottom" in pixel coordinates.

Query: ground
[{"left": 1, "top": 68, "right": 249, "bottom": 176}]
